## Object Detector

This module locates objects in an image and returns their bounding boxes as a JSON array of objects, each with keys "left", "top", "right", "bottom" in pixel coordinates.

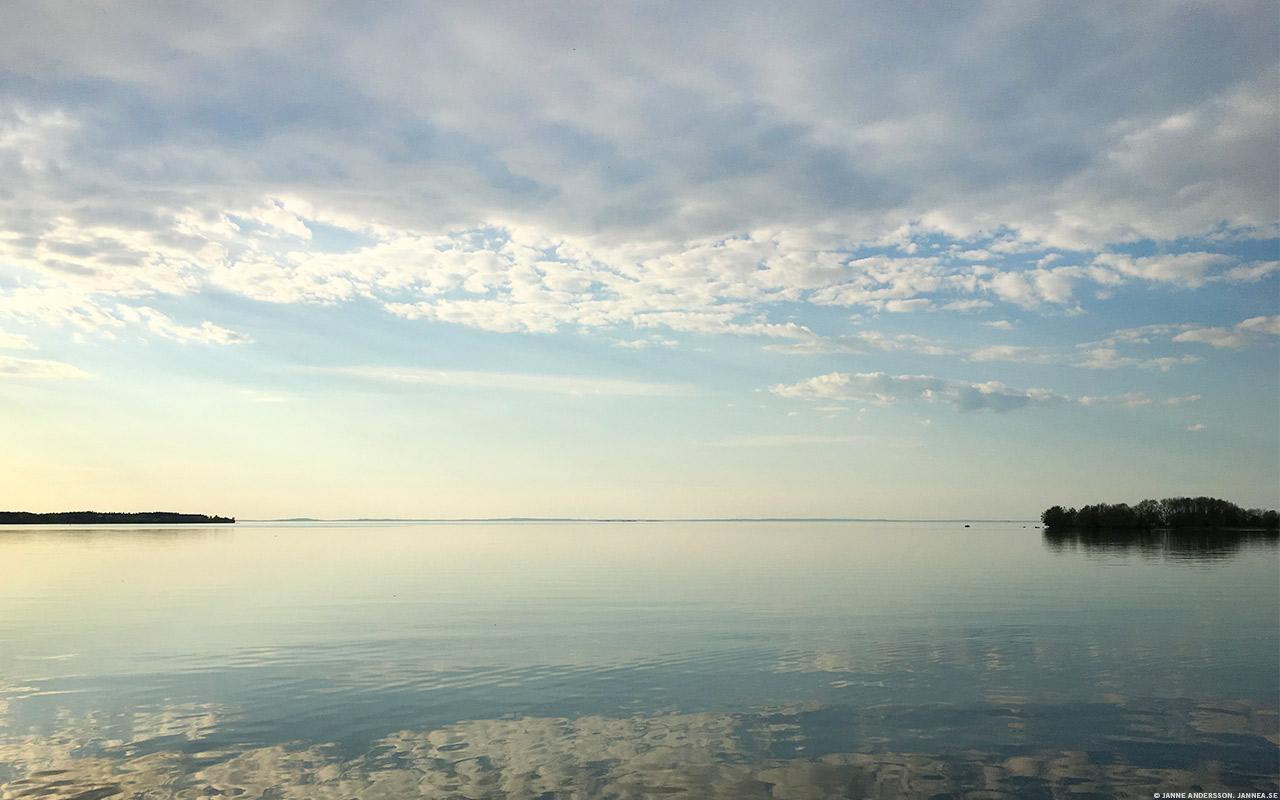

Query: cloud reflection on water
[{"left": 1, "top": 700, "right": 1276, "bottom": 799}]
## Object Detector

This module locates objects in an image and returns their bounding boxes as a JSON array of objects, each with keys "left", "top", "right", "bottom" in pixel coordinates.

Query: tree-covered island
[
  {"left": 1041, "top": 496, "right": 1278, "bottom": 531},
  {"left": 0, "top": 511, "right": 235, "bottom": 525}
]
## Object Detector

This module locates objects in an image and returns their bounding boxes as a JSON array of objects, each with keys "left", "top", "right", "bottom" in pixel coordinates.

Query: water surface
[{"left": 0, "top": 521, "right": 1275, "bottom": 798}]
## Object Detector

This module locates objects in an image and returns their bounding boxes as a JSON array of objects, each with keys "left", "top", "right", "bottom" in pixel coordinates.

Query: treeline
[
  {"left": 0, "top": 511, "right": 235, "bottom": 525},
  {"left": 1041, "top": 497, "right": 1278, "bottom": 531}
]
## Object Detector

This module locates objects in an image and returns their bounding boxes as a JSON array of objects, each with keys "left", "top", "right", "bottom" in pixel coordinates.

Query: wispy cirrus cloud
[
  {"left": 709, "top": 433, "right": 869, "bottom": 447},
  {"left": 0, "top": 289, "right": 251, "bottom": 345},
  {"left": 0, "top": 329, "right": 33, "bottom": 349},
  {"left": 765, "top": 329, "right": 953, "bottom": 357},
  {"left": 0, "top": 355, "right": 92, "bottom": 379},
  {"left": 310, "top": 366, "right": 697, "bottom": 397}
]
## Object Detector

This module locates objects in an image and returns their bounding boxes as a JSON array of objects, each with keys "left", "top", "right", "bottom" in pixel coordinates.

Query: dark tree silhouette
[
  {"left": 1041, "top": 497, "right": 1278, "bottom": 531},
  {"left": 0, "top": 511, "right": 234, "bottom": 525}
]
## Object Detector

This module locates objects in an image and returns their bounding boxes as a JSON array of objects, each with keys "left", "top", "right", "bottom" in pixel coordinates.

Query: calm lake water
[{"left": 0, "top": 521, "right": 1276, "bottom": 799}]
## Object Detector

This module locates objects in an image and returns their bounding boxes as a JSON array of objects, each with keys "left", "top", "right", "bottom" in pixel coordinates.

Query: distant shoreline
[{"left": 0, "top": 511, "right": 235, "bottom": 525}]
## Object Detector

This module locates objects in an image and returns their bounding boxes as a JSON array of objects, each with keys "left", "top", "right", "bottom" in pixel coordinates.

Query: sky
[{"left": 0, "top": 1, "right": 1276, "bottom": 520}]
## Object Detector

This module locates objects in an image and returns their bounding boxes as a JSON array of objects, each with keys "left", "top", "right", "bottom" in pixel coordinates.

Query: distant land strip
[{"left": 0, "top": 511, "right": 235, "bottom": 525}]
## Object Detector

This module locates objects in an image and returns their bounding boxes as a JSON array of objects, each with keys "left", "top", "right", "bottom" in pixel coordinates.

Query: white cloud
[
  {"left": 0, "top": 289, "right": 250, "bottom": 345},
  {"left": 1171, "top": 315, "right": 1280, "bottom": 350},
  {"left": 1092, "top": 253, "right": 1230, "bottom": 288},
  {"left": 0, "top": 355, "right": 92, "bottom": 379},
  {"left": 1238, "top": 315, "right": 1280, "bottom": 336},
  {"left": 969, "top": 345, "right": 1056, "bottom": 365},
  {"left": 1077, "top": 392, "right": 1200, "bottom": 407},
  {"left": 709, "top": 433, "right": 868, "bottom": 447},
  {"left": 310, "top": 365, "right": 696, "bottom": 396},
  {"left": 131, "top": 307, "right": 253, "bottom": 346},
  {"left": 766, "top": 329, "right": 952, "bottom": 356},
  {"left": 770, "top": 371, "right": 1069, "bottom": 413},
  {"left": 774, "top": 371, "right": 1203, "bottom": 413},
  {"left": 984, "top": 266, "right": 1086, "bottom": 307},
  {"left": 1073, "top": 348, "right": 1201, "bottom": 372},
  {"left": 883, "top": 298, "right": 932, "bottom": 313},
  {"left": 1187, "top": 423, "right": 1207, "bottom": 431},
  {"left": 941, "top": 299, "right": 994, "bottom": 312},
  {"left": 1220, "top": 261, "right": 1279, "bottom": 282},
  {"left": 0, "top": 328, "right": 33, "bottom": 349},
  {"left": 1171, "top": 327, "right": 1251, "bottom": 349},
  {"left": 1074, "top": 315, "right": 1279, "bottom": 367},
  {"left": 0, "top": 1, "right": 1273, "bottom": 362}
]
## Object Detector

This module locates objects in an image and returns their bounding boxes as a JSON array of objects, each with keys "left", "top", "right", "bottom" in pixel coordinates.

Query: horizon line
[{"left": 244, "top": 517, "right": 1041, "bottom": 524}]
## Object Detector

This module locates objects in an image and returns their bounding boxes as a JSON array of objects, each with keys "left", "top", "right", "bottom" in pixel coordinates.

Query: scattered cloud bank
[
  {"left": 1073, "top": 349, "right": 1202, "bottom": 372},
  {"left": 0, "top": 2, "right": 1274, "bottom": 344},
  {"left": 1083, "top": 315, "right": 1280, "bottom": 351},
  {"left": 771, "top": 371, "right": 1200, "bottom": 413},
  {"left": 771, "top": 372, "right": 1069, "bottom": 413}
]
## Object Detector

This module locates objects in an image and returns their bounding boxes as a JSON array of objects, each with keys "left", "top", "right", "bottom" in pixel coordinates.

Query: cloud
[
  {"left": 0, "top": 328, "right": 33, "bottom": 349},
  {"left": 311, "top": 365, "right": 696, "bottom": 396},
  {"left": 985, "top": 265, "right": 1088, "bottom": 307},
  {"left": 766, "top": 329, "right": 952, "bottom": 356},
  {"left": 0, "top": 2, "right": 1273, "bottom": 344},
  {"left": 709, "top": 434, "right": 868, "bottom": 447},
  {"left": 1085, "top": 315, "right": 1280, "bottom": 352},
  {"left": 1171, "top": 315, "right": 1280, "bottom": 349},
  {"left": 1092, "top": 252, "right": 1231, "bottom": 288},
  {"left": 1220, "top": 261, "right": 1280, "bottom": 282},
  {"left": 969, "top": 345, "right": 1056, "bottom": 365},
  {"left": 0, "top": 354, "right": 92, "bottom": 379},
  {"left": 883, "top": 298, "right": 932, "bottom": 312},
  {"left": 1072, "top": 315, "right": 1280, "bottom": 367},
  {"left": 770, "top": 371, "right": 1068, "bottom": 413},
  {"left": 1077, "top": 392, "right": 1154, "bottom": 408},
  {"left": 1073, "top": 348, "right": 1201, "bottom": 372},
  {"left": 773, "top": 371, "right": 1201, "bottom": 412},
  {"left": 127, "top": 307, "right": 253, "bottom": 345},
  {"left": 1077, "top": 392, "right": 1200, "bottom": 407},
  {"left": 1187, "top": 423, "right": 1207, "bottom": 431},
  {"left": 0, "top": 289, "right": 250, "bottom": 344}
]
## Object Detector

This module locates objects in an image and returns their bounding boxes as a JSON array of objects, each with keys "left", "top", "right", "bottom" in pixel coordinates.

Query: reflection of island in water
[
  {"left": 1043, "top": 527, "right": 1279, "bottom": 561},
  {"left": 1, "top": 698, "right": 1276, "bottom": 799}
]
